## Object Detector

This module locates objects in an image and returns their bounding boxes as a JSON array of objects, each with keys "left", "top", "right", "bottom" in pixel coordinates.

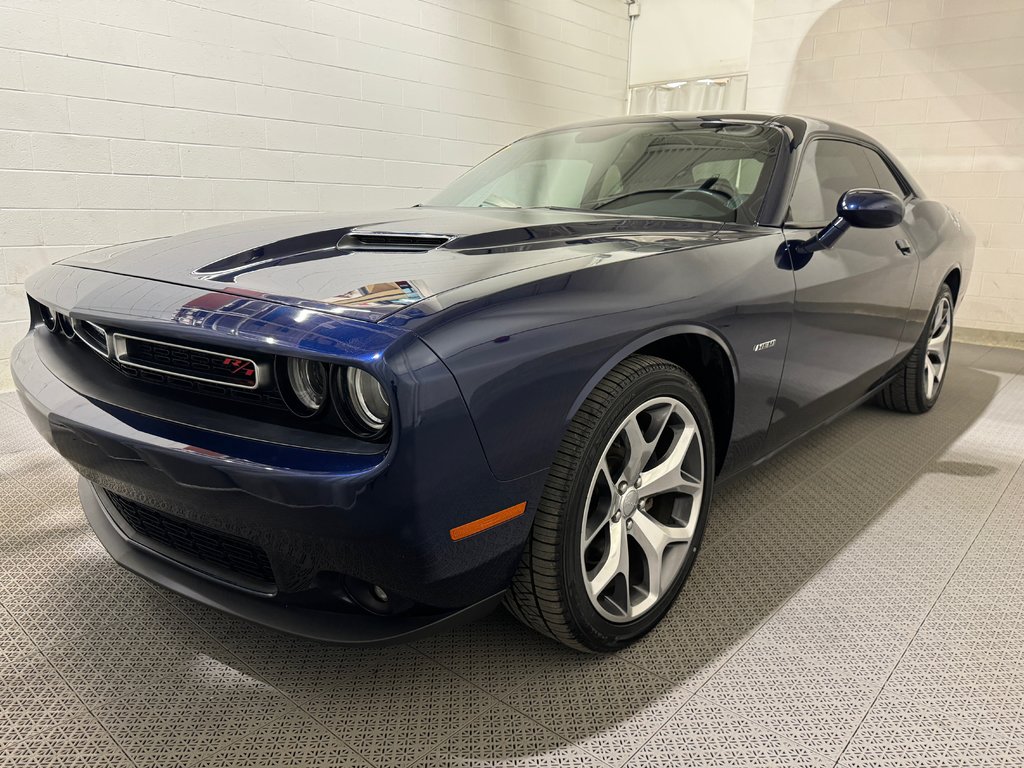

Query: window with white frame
[{"left": 629, "top": 74, "right": 748, "bottom": 115}]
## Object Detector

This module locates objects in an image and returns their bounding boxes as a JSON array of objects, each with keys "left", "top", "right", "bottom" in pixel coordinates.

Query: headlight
[
  {"left": 278, "top": 357, "right": 329, "bottom": 417},
  {"left": 336, "top": 367, "right": 391, "bottom": 438},
  {"left": 56, "top": 313, "right": 75, "bottom": 338},
  {"left": 39, "top": 304, "right": 56, "bottom": 332}
]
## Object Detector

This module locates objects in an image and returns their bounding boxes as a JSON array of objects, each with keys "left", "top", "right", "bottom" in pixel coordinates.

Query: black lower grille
[{"left": 105, "top": 492, "right": 274, "bottom": 587}]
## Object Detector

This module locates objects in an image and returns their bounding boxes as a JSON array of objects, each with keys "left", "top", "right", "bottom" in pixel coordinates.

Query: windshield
[{"left": 428, "top": 121, "right": 782, "bottom": 225}]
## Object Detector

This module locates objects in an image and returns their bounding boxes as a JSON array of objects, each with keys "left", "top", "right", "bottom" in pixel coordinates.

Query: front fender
[{"left": 411, "top": 234, "right": 793, "bottom": 481}]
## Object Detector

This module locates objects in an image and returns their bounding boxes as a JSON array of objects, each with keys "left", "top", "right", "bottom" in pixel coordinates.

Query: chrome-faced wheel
[
  {"left": 925, "top": 296, "right": 952, "bottom": 400},
  {"left": 580, "top": 396, "right": 704, "bottom": 623}
]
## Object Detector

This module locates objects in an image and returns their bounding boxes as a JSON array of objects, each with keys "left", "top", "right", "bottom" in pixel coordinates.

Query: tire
[
  {"left": 505, "top": 354, "right": 715, "bottom": 652},
  {"left": 877, "top": 284, "right": 954, "bottom": 414}
]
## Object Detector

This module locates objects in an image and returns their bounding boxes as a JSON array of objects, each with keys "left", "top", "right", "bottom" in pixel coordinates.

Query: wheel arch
[
  {"left": 565, "top": 325, "right": 738, "bottom": 475},
  {"left": 943, "top": 266, "right": 962, "bottom": 305}
]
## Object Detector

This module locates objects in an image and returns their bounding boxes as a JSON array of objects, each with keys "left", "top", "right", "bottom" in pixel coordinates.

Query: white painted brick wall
[
  {"left": 0, "top": 0, "right": 628, "bottom": 389},
  {"left": 748, "top": 0, "right": 1024, "bottom": 336}
]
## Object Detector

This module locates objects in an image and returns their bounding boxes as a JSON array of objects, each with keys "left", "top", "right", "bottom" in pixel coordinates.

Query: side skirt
[{"left": 717, "top": 368, "right": 901, "bottom": 489}]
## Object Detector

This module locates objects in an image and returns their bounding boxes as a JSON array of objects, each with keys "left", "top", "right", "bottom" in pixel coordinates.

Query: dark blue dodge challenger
[{"left": 12, "top": 113, "right": 973, "bottom": 651}]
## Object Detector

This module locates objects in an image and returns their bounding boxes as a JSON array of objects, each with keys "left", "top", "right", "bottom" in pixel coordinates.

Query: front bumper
[
  {"left": 80, "top": 479, "right": 503, "bottom": 644},
  {"left": 12, "top": 324, "right": 545, "bottom": 644}
]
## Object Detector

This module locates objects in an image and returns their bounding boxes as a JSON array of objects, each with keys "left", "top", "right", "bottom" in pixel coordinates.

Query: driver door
[{"left": 767, "top": 138, "right": 919, "bottom": 449}]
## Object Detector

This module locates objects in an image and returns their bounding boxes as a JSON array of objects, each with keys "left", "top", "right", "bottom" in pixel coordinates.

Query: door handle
[{"left": 895, "top": 239, "right": 913, "bottom": 255}]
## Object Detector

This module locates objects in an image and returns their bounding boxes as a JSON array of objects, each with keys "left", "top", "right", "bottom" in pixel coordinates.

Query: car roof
[{"left": 526, "top": 112, "right": 884, "bottom": 150}]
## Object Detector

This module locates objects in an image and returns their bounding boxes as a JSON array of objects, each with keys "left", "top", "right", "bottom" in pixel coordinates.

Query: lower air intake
[{"left": 104, "top": 491, "right": 275, "bottom": 589}]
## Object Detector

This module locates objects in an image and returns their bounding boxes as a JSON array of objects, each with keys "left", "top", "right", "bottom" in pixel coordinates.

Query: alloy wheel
[
  {"left": 925, "top": 295, "right": 952, "bottom": 400},
  {"left": 579, "top": 396, "right": 704, "bottom": 623}
]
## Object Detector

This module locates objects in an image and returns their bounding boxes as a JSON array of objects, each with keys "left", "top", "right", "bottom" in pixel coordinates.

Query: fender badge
[{"left": 753, "top": 339, "right": 776, "bottom": 352}]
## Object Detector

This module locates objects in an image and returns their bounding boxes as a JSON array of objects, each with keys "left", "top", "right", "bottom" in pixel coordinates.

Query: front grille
[
  {"left": 105, "top": 491, "right": 275, "bottom": 587},
  {"left": 114, "top": 334, "right": 260, "bottom": 389},
  {"left": 110, "top": 360, "right": 289, "bottom": 410}
]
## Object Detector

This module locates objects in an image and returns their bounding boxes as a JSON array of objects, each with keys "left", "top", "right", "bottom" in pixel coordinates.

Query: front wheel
[
  {"left": 505, "top": 355, "right": 714, "bottom": 652},
  {"left": 877, "top": 284, "right": 953, "bottom": 414}
]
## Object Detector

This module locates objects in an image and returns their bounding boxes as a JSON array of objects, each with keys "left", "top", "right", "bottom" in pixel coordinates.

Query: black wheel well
[
  {"left": 944, "top": 268, "right": 961, "bottom": 304},
  {"left": 636, "top": 334, "right": 735, "bottom": 475}
]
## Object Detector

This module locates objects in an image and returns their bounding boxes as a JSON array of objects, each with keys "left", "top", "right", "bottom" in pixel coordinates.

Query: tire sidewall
[
  {"left": 918, "top": 285, "right": 954, "bottom": 409},
  {"left": 557, "top": 366, "right": 714, "bottom": 651}
]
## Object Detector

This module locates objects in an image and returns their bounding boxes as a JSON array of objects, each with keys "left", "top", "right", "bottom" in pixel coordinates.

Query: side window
[
  {"left": 787, "top": 140, "right": 878, "bottom": 226},
  {"left": 866, "top": 149, "right": 907, "bottom": 198}
]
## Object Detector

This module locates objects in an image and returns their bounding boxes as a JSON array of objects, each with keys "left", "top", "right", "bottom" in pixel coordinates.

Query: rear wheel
[
  {"left": 877, "top": 284, "right": 953, "bottom": 414},
  {"left": 505, "top": 355, "right": 714, "bottom": 652}
]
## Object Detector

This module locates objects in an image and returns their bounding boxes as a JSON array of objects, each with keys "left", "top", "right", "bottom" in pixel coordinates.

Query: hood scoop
[
  {"left": 337, "top": 231, "right": 452, "bottom": 252},
  {"left": 193, "top": 228, "right": 347, "bottom": 279}
]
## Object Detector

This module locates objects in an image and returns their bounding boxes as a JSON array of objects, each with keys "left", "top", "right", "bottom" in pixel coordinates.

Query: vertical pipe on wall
[{"left": 624, "top": 0, "right": 640, "bottom": 114}]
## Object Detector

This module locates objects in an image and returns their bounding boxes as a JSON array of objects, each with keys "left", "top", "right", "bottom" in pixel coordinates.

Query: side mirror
[
  {"left": 797, "top": 188, "right": 905, "bottom": 255},
  {"left": 839, "top": 188, "right": 905, "bottom": 229}
]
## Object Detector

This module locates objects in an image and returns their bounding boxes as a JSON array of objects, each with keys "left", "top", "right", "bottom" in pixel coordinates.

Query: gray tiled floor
[{"left": 1, "top": 341, "right": 1023, "bottom": 766}]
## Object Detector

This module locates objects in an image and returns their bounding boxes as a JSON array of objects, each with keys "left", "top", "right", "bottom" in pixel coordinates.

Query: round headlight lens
[
  {"left": 342, "top": 367, "right": 390, "bottom": 434},
  {"left": 57, "top": 313, "right": 75, "bottom": 338},
  {"left": 286, "top": 357, "right": 328, "bottom": 413},
  {"left": 40, "top": 305, "right": 56, "bottom": 332}
]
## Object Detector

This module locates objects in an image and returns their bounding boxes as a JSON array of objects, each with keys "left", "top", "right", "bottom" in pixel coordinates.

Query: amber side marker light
[{"left": 450, "top": 502, "right": 527, "bottom": 541}]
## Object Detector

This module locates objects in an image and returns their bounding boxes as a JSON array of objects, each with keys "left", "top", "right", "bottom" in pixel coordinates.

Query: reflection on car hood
[{"left": 62, "top": 207, "right": 725, "bottom": 321}]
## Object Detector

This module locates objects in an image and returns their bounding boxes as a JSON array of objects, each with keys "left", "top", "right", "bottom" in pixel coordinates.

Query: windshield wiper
[{"left": 524, "top": 205, "right": 593, "bottom": 213}]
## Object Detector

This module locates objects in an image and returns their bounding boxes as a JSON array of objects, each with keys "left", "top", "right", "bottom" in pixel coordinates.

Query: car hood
[{"left": 61, "top": 207, "right": 724, "bottom": 321}]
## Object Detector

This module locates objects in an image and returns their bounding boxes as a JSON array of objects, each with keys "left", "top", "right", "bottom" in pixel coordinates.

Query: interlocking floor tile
[
  {"left": 0, "top": 605, "right": 36, "bottom": 664},
  {"left": 698, "top": 369, "right": 1024, "bottom": 759},
  {"left": 0, "top": 390, "right": 26, "bottom": 414},
  {"left": 708, "top": 405, "right": 890, "bottom": 539},
  {"left": 840, "top": 461, "right": 1024, "bottom": 765},
  {"left": 0, "top": 652, "right": 93, "bottom": 745},
  {"left": 950, "top": 341, "right": 999, "bottom": 368},
  {"left": 619, "top": 584, "right": 762, "bottom": 691},
  {"left": 0, "top": 480, "right": 87, "bottom": 554},
  {"left": 838, "top": 698, "right": 1024, "bottom": 767},
  {"left": 0, "top": 715, "right": 133, "bottom": 767},
  {"left": 504, "top": 655, "right": 690, "bottom": 767},
  {"left": 413, "top": 703, "right": 605, "bottom": 767},
  {"left": 1, "top": 549, "right": 183, "bottom": 649},
  {"left": 625, "top": 696, "right": 832, "bottom": 767},
  {"left": 1, "top": 453, "right": 79, "bottom": 499},
  {"left": 298, "top": 646, "right": 499, "bottom": 767},
  {"left": 412, "top": 611, "right": 577, "bottom": 698},
  {"left": 0, "top": 406, "right": 40, "bottom": 455},
  {"left": 191, "top": 708, "right": 370, "bottom": 767},
  {"left": 222, "top": 630, "right": 387, "bottom": 700},
  {"left": 93, "top": 654, "right": 295, "bottom": 768},
  {"left": 973, "top": 346, "right": 1024, "bottom": 375},
  {"left": 42, "top": 623, "right": 243, "bottom": 708}
]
